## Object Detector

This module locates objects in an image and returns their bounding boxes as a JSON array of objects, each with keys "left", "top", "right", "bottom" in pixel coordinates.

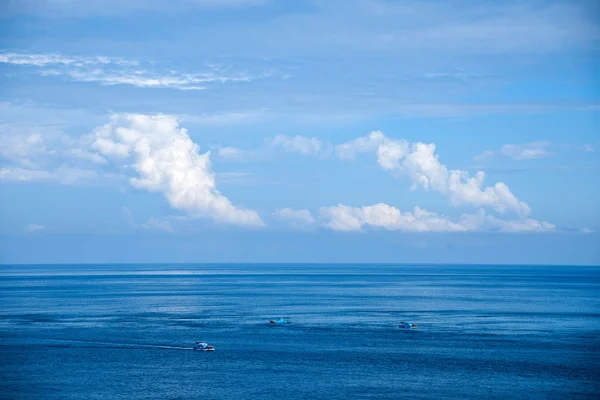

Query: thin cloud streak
[
  {"left": 1, "top": 52, "right": 272, "bottom": 90},
  {"left": 474, "top": 141, "right": 554, "bottom": 162}
]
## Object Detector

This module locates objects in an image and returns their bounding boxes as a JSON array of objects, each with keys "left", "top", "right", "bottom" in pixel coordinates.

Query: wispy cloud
[
  {"left": 392, "top": 103, "right": 600, "bottom": 119},
  {"left": 180, "top": 110, "right": 268, "bottom": 126},
  {"left": 217, "top": 134, "right": 333, "bottom": 161},
  {"left": 267, "top": 135, "right": 331, "bottom": 157},
  {"left": 0, "top": 110, "right": 116, "bottom": 185},
  {"left": 216, "top": 147, "right": 259, "bottom": 162},
  {"left": 25, "top": 223, "right": 45, "bottom": 232},
  {"left": 215, "top": 171, "right": 255, "bottom": 184},
  {"left": 121, "top": 206, "right": 187, "bottom": 233},
  {"left": 0, "top": 165, "right": 123, "bottom": 186},
  {"left": 273, "top": 208, "right": 315, "bottom": 229},
  {"left": 474, "top": 142, "right": 554, "bottom": 162},
  {"left": 0, "top": 53, "right": 136, "bottom": 67},
  {"left": 1, "top": 52, "right": 271, "bottom": 90},
  {"left": 419, "top": 68, "right": 488, "bottom": 82},
  {"left": 0, "top": 126, "right": 107, "bottom": 169},
  {"left": 142, "top": 218, "right": 174, "bottom": 233}
]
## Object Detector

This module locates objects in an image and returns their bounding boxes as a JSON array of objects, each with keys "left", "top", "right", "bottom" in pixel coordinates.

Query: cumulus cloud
[
  {"left": 273, "top": 208, "right": 315, "bottom": 228},
  {"left": 0, "top": 52, "right": 269, "bottom": 90},
  {"left": 25, "top": 223, "right": 45, "bottom": 232},
  {"left": 337, "top": 132, "right": 531, "bottom": 216},
  {"left": 319, "top": 203, "right": 468, "bottom": 232},
  {"left": 474, "top": 141, "right": 553, "bottom": 162},
  {"left": 336, "top": 131, "right": 392, "bottom": 160},
  {"left": 319, "top": 203, "right": 554, "bottom": 233},
  {"left": 92, "top": 113, "right": 264, "bottom": 227}
]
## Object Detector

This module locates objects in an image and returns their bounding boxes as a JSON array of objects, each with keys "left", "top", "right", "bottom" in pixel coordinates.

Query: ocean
[{"left": 0, "top": 264, "right": 598, "bottom": 399}]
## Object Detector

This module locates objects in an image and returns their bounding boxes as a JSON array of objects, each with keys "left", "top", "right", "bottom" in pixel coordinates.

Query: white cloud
[
  {"left": 268, "top": 134, "right": 330, "bottom": 156},
  {"left": 216, "top": 146, "right": 256, "bottom": 161},
  {"left": 0, "top": 114, "right": 108, "bottom": 170},
  {"left": 273, "top": 208, "right": 315, "bottom": 228},
  {"left": 180, "top": 110, "right": 267, "bottom": 126},
  {"left": 67, "top": 148, "right": 108, "bottom": 165},
  {"left": 447, "top": 170, "right": 530, "bottom": 215},
  {"left": 0, "top": 114, "right": 114, "bottom": 185},
  {"left": 217, "top": 134, "right": 332, "bottom": 161},
  {"left": 92, "top": 113, "right": 264, "bottom": 227},
  {"left": 486, "top": 215, "right": 556, "bottom": 233},
  {"left": 0, "top": 52, "right": 269, "bottom": 90},
  {"left": 584, "top": 144, "right": 595, "bottom": 152},
  {"left": 142, "top": 218, "right": 174, "bottom": 233},
  {"left": 474, "top": 150, "right": 494, "bottom": 162},
  {"left": 25, "top": 223, "right": 45, "bottom": 232},
  {"left": 336, "top": 131, "right": 390, "bottom": 160},
  {"left": 121, "top": 206, "right": 189, "bottom": 233},
  {"left": 474, "top": 141, "right": 553, "bottom": 161},
  {"left": 0, "top": 166, "right": 103, "bottom": 185},
  {"left": 319, "top": 203, "right": 554, "bottom": 233},
  {"left": 319, "top": 203, "right": 468, "bottom": 232},
  {"left": 502, "top": 142, "right": 553, "bottom": 160},
  {"left": 338, "top": 132, "right": 531, "bottom": 216},
  {"left": 0, "top": 132, "right": 48, "bottom": 168},
  {"left": 0, "top": 53, "right": 136, "bottom": 67},
  {"left": 460, "top": 210, "right": 555, "bottom": 233}
]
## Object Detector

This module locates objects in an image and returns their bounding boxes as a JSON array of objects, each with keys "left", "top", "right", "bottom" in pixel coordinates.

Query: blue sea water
[{"left": 0, "top": 263, "right": 599, "bottom": 399}]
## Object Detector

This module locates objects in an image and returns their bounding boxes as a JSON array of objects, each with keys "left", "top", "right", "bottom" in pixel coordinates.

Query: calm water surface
[{"left": 1, "top": 264, "right": 599, "bottom": 399}]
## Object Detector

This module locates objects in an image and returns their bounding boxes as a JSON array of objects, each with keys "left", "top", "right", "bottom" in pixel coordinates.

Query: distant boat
[
  {"left": 398, "top": 322, "right": 418, "bottom": 329},
  {"left": 193, "top": 342, "right": 215, "bottom": 351},
  {"left": 269, "top": 318, "right": 291, "bottom": 324}
]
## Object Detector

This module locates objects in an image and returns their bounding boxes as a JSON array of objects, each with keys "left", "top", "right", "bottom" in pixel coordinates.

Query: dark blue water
[{"left": 1, "top": 264, "right": 599, "bottom": 399}]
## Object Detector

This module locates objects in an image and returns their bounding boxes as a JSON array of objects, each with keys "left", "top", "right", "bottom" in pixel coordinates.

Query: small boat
[
  {"left": 193, "top": 342, "right": 215, "bottom": 351},
  {"left": 398, "top": 322, "right": 418, "bottom": 329},
  {"left": 269, "top": 318, "right": 291, "bottom": 324}
]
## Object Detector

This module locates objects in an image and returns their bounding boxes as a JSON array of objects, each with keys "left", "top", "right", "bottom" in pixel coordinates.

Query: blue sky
[{"left": 0, "top": 0, "right": 598, "bottom": 264}]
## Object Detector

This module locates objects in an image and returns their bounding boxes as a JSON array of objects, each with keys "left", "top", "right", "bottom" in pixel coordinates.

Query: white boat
[{"left": 193, "top": 342, "right": 215, "bottom": 351}]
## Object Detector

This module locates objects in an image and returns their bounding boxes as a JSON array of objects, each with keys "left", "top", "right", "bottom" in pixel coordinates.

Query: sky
[{"left": 0, "top": 0, "right": 598, "bottom": 265}]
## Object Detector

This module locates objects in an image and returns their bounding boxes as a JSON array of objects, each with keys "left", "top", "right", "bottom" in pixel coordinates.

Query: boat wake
[{"left": 36, "top": 338, "right": 196, "bottom": 351}]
